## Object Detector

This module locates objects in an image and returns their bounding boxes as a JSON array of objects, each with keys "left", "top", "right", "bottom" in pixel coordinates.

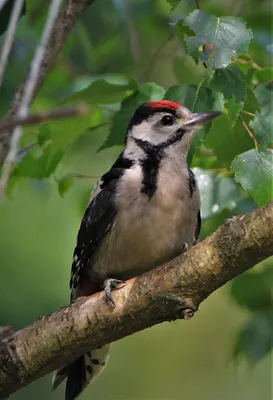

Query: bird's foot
[
  {"left": 102, "top": 278, "right": 126, "bottom": 306},
  {"left": 182, "top": 242, "right": 189, "bottom": 252},
  {"left": 180, "top": 298, "right": 197, "bottom": 320}
]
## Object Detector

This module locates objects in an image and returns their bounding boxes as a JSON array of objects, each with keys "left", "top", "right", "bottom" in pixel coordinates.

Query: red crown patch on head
[{"left": 145, "top": 100, "right": 182, "bottom": 111}]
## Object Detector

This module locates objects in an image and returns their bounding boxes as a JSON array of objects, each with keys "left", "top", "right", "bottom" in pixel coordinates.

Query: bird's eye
[{"left": 160, "top": 115, "right": 175, "bottom": 126}]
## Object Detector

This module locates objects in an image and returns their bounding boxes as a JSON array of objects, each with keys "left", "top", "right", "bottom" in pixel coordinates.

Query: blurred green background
[{"left": 0, "top": 0, "right": 272, "bottom": 399}]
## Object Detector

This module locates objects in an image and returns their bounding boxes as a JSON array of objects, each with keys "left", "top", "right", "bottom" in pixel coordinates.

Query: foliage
[
  {"left": 0, "top": 1, "right": 272, "bottom": 399},
  {"left": 2, "top": 2, "right": 270, "bottom": 210}
]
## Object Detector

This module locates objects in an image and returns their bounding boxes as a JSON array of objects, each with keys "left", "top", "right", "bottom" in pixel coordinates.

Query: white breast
[{"left": 91, "top": 157, "right": 200, "bottom": 281}]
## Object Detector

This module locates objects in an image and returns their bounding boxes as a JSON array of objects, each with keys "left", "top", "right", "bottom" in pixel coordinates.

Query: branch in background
[
  {"left": 18, "top": 119, "right": 111, "bottom": 156},
  {"left": 237, "top": 57, "right": 262, "bottom": 71},
  {"left": 8, "top": 0, "right": 95, "bottom": 117},
  {"left": 0, "top": 0, "right": 25, "bottom": 89},
  {"left": 0, "top": 104, "right": 90, "bottom": 132},
  {"left": 124, "top": 0, "right": 143, "bottom": 84},
  {"left": 240, "top": 115, "right": 259, "bottom": 148},
  {"left": 0, "top": 0, "right": 63, "bottom": 201},
  {"left": 0, "top": 1, "right": 96, "bottom": 167},
  {"left": 17, "top": 142, "right": 36, "bottom": 156},
  {"left": 0, "top": 0, "right": 8, "bottom": 10},
  {"left": 0, "top": 201, "right": 273, "bottom": 398}
]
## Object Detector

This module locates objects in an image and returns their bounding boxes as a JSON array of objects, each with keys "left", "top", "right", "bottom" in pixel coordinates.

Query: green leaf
[
  {"left": 100, "top": 83, "right": 165, "bottom": 149},
  {"left": 44, "top": 79, "right": 135, "bottom": 150},
  {"left": 173, "top": 56, "right": 204, "bottom": 85},
  {"left": 194, "top": 168, "right": 243, "bottom": 219},
  {"left": 165, "top": 84, "right": 223, "bottom": 162},
  {"left": 206, "top": 114, "right": 253, "bottom": 162},
  {"left": 232, "top": 149, "right": 273, "bottom": 206},
  {"left": 183, "top": 11, "right": 253, "bottom": 69},
  {"left": 62, "top": 79, "right": 134, "bottom": 105},
  {"left": 0, "top": 0, "right": 26, "bottom": 36},
  {"left": 175, "top": 21, "right": 198, "bottom": 63},
  {"left": 37, "top": 125, "right": 52, "bottom": 147},
  {"left": 254, "top": 68, "right": 273, "bottom": 84},
  {"left": 58, "top": 176, "right": 74, "bottom": 197},
  {"left": 250, "top": 83, "right": 273, "bottom": 147},
  {"left": 210, "top": 64, "right": 247, "bottom": 123},
  {"left": 231, "top": 272, "right": 271, "bottom": 311},
  {"left": 50, "top": 105, "right": 103, "bottom": 149},
  {"left": 15, "top": 144, "right": 65, "bottom": 180},
  {"left": 164, "top": 84, "right": 223, "bottom": 112},
  {"left": 166, "top": 0, "right": 181, "bottom": 10},
  {"left": 234, "top": 312, "right": 273, "bottom": 363},
  {"left": 138, "top": 82, "right": 165, "bottom": 99}
]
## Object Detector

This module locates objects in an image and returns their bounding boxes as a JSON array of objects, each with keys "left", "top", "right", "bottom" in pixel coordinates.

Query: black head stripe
[
  {"left": 160, "top": 128, "right": 186, "bottom": 148},
  {"left": 136, "top": 140, "right": 163, "bottom": 199},
  {"left": 133, "top": 127, "right": 186, "bottom": 152},
  {"left": 133, "top": 128, "right": 186, "bottom": 199}
]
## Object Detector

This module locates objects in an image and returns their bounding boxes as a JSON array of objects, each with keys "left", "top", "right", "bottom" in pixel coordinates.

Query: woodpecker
[{"left": 52, "top": 100, "right": 222, "bottom": 400}]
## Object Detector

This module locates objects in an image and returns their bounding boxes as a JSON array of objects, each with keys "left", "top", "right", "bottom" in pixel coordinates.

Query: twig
[
  {"left": 0, "top": 0, "right": 9, "bottom": 10},
  {"left": 18, "top": 119, "right": 111, "bottom": 156},
  {"left": 195, "top": 0, "right": 200, "bottom": 9},
  {"left": 0, "top": 0, "right": 63, "bottom": 201},
  {"left": 0, "top": 0, "right": 25, "bottom": 90},
  {"left": 0, "top": 104, "right": 90, "bottom": 132},
  {"left": 17, "top": 142, "right": 37, "bottom": 156},
  {"left": 124, "top": 0, "right": 142, "bottom": 83},
  {"left": 61, "top": 173, "right": 100, "bottom": 180},
  {"left": 8, "top": 0, "right": 95, "bottom": 117},
  {"left": 239, "top": 115, "right": 259, "bottom": 148},
  {"left": 237, "top": 58, "right": 262, "bottom": 71},
  {"left": 0, "top": 200, "right": 273, "bottom": 397},
  {"left": 89, "top": 120, "right": 112, "bottom": 130},
  {"left": 0, "top": 1, "right": 96, "bottom": 167},
  {"left": 241, "top": 110, "right": 255, "bottom": 117}
]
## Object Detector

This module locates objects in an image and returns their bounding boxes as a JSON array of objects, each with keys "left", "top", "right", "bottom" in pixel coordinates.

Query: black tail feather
[{"left": 65, "top": 356, "right": 86, "bottom": 400}]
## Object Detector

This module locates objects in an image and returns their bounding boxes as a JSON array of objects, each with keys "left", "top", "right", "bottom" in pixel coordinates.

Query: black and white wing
[
  {"left": 187, "top": 167, "right": 201, "bottom": 245},
  {"left": 70, "top": 151, "right": 133, "bottom": 301},
  {"left": 193, "top": 210, "right": 201, "bottom": 244}
]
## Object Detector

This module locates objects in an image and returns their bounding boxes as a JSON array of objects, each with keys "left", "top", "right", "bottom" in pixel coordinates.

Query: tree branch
[
  {"left": 0, "top": 201, "right": 273, "bottom": 397},
  {"left": 8, "top": 0, "right": 95, "bottom": 117},
  {"left": 0, "top": 0, "right": 95, "bottom": 166},
  {"left": 0, "top": 0, "right": 25, "bottom": 89},
  {"left": 0, "top": 104, "right": 89, "bottom": 132},
  {"left": 0, "top": 0, "right": 63, "bottom": 201}
]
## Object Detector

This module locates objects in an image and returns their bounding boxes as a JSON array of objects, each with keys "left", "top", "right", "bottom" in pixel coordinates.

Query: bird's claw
[
  {"left": 182, "top": 242, "right": 189, "bottom": 252},
  {"left": 103, "top": 278, "right": 126, "bottom": 306}
]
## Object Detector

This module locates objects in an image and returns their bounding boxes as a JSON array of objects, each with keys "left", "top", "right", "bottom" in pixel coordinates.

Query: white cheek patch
[{"left": 130, "top": 119, "right": 179, "bottom": 146}]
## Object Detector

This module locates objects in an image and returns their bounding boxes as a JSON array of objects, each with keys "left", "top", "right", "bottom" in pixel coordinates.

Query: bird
[{"left": 52, "top": 100, "right": 222, "bottom": 400}]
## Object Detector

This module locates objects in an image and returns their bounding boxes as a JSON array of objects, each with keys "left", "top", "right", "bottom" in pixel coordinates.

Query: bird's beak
[{"left": 184, "top": 111, "right": 222, "bottom": 127}]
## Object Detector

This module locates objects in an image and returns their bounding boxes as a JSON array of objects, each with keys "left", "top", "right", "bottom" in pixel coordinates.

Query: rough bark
[{"left": 0, "top": 200, "right": 272, "bottom": 398}]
